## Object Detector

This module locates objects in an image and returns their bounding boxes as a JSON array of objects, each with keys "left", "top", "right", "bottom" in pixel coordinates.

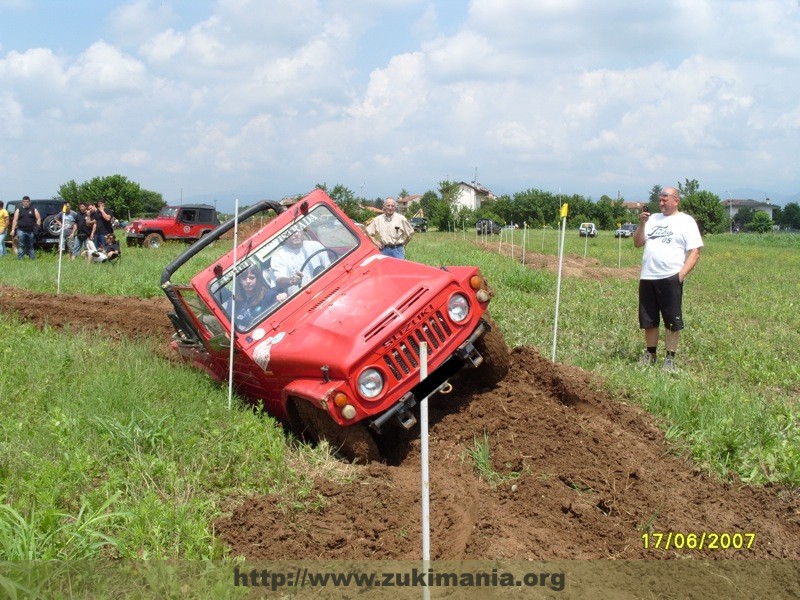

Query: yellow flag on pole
[{"left": 560, "top": 203, "right": 569, "bottom": 219}]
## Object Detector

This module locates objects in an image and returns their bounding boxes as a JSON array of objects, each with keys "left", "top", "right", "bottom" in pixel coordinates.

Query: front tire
[
  {"left": 293, "top": 399, "right": 380, "bottom": 464},
  {"left": 460, "top": 316, "right": 510, "bottom": 389},
  {"left": 143, "top": 232, "right": 164, "bottom": 249}
]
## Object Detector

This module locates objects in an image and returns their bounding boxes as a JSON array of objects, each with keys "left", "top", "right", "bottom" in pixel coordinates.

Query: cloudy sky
[{"left": 1, "top": 0, "right": 799, "bottom": 211}]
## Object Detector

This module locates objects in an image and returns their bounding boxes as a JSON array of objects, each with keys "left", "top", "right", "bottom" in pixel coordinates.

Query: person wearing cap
[
  {"left": 365, "top": 198, "right": 414, "bottom": 259},
  {"left": 10, "top": 196, "right": 41, "bottom": 260},
  {"left": 102, "top": 232, "right": 121, "bottom": 262}
]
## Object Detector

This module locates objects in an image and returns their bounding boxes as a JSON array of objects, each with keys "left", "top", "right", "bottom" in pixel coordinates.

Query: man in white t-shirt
[
  {"left": 271, "top": 229, "right": 331, "bottom": 295},
  {"left": 633, "top": 186, "right": 703, "bottom": 371}
]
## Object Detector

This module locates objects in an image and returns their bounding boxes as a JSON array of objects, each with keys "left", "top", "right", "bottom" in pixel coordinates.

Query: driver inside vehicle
[{"left": 271, "top": 228, "right": 331, "bottom": 295}]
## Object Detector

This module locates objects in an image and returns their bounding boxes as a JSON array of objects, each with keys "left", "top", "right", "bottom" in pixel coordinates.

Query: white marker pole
[
  {"left": 227, "top": 198, "right": 240, "bottom": 411},
  {"left": 522, "top": 223, "right": 527, "bottom": 265},
  {"left": 420, "top": 341, "right": 431, "bottom": 600},
  {"left": 552, "top": 204, "right": 568, "bottom": 363},
  {"left": 56, "top": 204, "right": 67, "bottom": 294}
]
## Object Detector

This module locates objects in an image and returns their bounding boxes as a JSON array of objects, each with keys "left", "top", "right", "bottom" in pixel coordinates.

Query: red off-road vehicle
[
  {"left": 126, "top": 204, "right": 220, "bottom": 248},
  {"left": 161, "top": 189, "right": 509, "bottom": 461}
]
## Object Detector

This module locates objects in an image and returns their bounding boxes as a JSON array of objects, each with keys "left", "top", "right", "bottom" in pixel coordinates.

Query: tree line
[{"left": 50, "top": 175, "right": 799, "bottom": 235}]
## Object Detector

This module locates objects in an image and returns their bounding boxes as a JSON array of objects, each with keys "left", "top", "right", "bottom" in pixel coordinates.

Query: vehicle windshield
[
  {"left": 159, "top": 207, "right": 178, "bottom": 218},
  {"left": 209, "top": 203, "right": 360, "bottom": 332}
]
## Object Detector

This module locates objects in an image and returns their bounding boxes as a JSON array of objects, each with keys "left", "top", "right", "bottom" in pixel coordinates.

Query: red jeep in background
[
  {"left": 161, "top": 189, "right": 509, "bottom": 461},
  {"left": 126, "top": 204, "right": 220, "bottom": 248}
]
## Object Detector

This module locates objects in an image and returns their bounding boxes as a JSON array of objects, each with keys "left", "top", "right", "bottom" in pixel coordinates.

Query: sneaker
[
  {"left": 638, "top": 351, "right": 657, "bottom": 366},
  {"left": 663, "top": 356, "right": 675, "bottom": 372}
]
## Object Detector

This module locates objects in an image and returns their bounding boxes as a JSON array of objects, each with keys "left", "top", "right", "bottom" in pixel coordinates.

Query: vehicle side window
[
  {"left": 181, "top": 209, "right": 197, "bottom": 223},
  {"left": 199, "top": 209, "right": 215, "bottom": 224}
]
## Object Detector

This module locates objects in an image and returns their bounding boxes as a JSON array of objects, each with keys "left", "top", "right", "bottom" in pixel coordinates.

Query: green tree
[
  {"left": 681, "top": 190, "right": 726, "bottom": 235},
  {"left": 56, "top": 174, "right": 162, "bottom": 219},
  {"left": 778, "top": 202, "right": 800, "bottom": 229},
  {"left": 746, "top": 211, "right": 774, "bottom": 233},
  {"left": 734, "top": 206, "right": 757, "bottom": 229},
  {"left": 646, "top": 185, "right": 662, "bottom": 212},
  {"left": 428, "top": 180, "right": 459, "bottom": 230},
  {"left": 678, "top": 178, "right": 700, "bottom": 196}
]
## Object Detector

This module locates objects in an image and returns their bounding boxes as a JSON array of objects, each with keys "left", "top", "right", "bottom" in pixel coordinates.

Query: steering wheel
[{"left": 298, "top": 248, "right": 339, "bottom": 282}]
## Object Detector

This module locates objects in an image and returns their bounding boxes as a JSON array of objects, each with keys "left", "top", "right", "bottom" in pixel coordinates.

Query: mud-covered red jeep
[
  {"left": 126, "top": 204, "right": 220, "bottom": 248},
  {"left": 161, "top": 189, "right": 509, "bottom": 461}
]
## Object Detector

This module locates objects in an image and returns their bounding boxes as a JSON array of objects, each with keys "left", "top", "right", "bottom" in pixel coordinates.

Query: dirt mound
[
  {"left": 215, "top": 347, "right": 799, "bottom": 560},
  {"left": 1, "top": 286, "right": 797, "bottom": 560}
]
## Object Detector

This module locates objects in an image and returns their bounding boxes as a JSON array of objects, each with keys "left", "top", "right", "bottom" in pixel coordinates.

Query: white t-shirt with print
[{"left": 640, "top": 212, "right": 703, "bottom": 280}]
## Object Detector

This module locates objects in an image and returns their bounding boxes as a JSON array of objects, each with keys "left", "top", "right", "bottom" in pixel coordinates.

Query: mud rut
[{"left": 2, "top": 272, "right": 798, "bottom": 560}]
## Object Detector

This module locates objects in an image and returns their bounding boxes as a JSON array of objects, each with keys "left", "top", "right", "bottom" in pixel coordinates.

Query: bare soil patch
[{"left": 1, "top": 285, "right": 797, "bottom": 560}]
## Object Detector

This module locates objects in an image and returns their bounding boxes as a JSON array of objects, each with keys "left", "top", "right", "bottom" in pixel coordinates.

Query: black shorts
[{"left": 638, "top": 274, "right": 684, "bottom": 331}]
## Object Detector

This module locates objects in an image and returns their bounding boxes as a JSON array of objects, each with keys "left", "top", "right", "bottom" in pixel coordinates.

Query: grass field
[{"left": 0, "top": 228, "right": 798, "bottom": 562}]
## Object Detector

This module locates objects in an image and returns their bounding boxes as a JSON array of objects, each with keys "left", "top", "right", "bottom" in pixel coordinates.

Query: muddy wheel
[
  {"left": 143, "top": 232, "right": 164, "bottom": 248},
  {"left": 461, "top": 316, "right": 510, "bottom": 389},
  {"left": 293, "top": 399, "right": 381, "bottom": 464}
]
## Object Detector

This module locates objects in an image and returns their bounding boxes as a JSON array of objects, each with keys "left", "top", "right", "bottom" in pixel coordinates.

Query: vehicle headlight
[
  {"left": 357, "top": 368, "right": 384, "bottom": 399},
  {"left": 448, "top": 293, "right": 470, "bottom": 323}
]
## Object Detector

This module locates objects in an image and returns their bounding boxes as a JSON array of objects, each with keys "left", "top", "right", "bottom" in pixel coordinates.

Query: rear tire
[
  {"left": 143, "top": 232, "right": 164, "bottom": 249},
  {"left": 293, "top": 399, "right": 381, "bottom": 464}
]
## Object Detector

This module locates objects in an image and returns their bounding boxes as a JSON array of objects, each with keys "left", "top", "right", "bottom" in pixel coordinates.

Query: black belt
[{"left": 384, "top": 243, "right": 403, "bottom": 248}]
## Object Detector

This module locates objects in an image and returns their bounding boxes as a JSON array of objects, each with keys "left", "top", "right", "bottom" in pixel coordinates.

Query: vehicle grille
[{"left": 382, "top": 310, "right": 453, "bottom": 381}]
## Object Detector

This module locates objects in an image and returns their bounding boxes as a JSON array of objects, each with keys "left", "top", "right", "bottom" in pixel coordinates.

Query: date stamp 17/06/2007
[{"left": 642, "top": 532, "right": 756, "bottom": 551}]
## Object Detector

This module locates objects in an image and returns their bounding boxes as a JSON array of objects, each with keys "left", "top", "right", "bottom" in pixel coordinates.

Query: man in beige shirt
[{"left": 365, "top": 198, "right": 415, "bottom": 259}]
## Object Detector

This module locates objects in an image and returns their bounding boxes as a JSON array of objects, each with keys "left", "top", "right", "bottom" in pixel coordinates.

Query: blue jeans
[
  {"left": 94, "top": 233, "right": 107, "bottom": 249},
  {"left": 380, "top": 245, "right": 406, "bottom": 259},
  {"left": 0, "top": 232, "right": 6, "bottom": 256},
  {"left": 16, "top": 230, "right": 36, "bottom": 259}
]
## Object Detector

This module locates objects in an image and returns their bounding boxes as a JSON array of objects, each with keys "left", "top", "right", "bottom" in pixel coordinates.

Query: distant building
[
  {"left": 396, "top": 194, "right": 421, "bottom": 214},
  {"left": 454, "top": 181, "right": 496, "bottom": 211},
  {"left": 721, "top": 198, "right": 779, "bottom": 220}
]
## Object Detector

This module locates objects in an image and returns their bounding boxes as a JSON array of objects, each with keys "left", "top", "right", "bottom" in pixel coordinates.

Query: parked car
[
  {"left": 614, "top": 223, "right": 637, "bottom": 238},
  {"left": 161, "top": 189, "right": 510, "bottom": 462},
  {"left": 410, "top": 217, "right": 428, "bottom": 233},
  {"left": 476, "top": 218, "right": 502, "bottom": 235},
  {"left": 578, "top": 222, "right": 598, "bottom": 237},
  {"left": 126, "top": 204, "right": 220, "bottom": 248},
  {"left": 4, "top": 199, "right": 67, "bottom": 251}
]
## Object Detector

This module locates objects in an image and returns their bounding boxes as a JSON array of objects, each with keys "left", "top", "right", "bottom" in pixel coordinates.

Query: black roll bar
[{"left": 160, "top": 200, "right": 286, "bottom": 344}]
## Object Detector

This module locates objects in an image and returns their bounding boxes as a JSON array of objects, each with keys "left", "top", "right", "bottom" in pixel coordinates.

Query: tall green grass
[
  {"left": 0, "top": 316, "right": 342, "bottom": 560},
  {"left": 0, "top": 228, "right": 797, "bottom": 562},
  {"left": 409, "top": 229, "right": 800, "bottom": 486}
]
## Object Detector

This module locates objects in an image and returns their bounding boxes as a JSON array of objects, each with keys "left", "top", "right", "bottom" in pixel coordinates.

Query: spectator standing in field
[
  {"left": 10, "top": 196, "right": 41, "bottom": 260},
  {"left": 365, "top": 198, "right": 414, "bottom": 259},
  {"left": 634, "top": 186, "right": 703, "bottom": 371},
  {"left": 0, "top": 201, "right": 9, "bottom": 257},
  {"left": 93, "top": 199, "right": 114, "bottom": 248},
  {"left": 75, "top": 203, "right": 93, "bottom": 255},
  {"left": 56, "top": 202, "right": 80, "bottom": 260}
]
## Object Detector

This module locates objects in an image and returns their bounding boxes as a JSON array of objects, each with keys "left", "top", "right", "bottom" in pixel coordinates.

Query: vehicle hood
[{"left": 256, "top": 256, "right": 468, "bottom": 377}]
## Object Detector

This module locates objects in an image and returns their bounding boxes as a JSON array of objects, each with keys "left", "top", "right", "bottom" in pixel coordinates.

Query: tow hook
[{"left": 438, "top": 382, "right": 453, "bottom": 395}]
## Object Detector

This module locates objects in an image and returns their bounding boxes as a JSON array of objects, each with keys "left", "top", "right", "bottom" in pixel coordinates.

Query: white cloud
[
  {"left": 67, "top": 41, "right": 148, "bottom": 96},
  {"left": 1, "top": 0, "right": 800, "bottom": 205}
]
